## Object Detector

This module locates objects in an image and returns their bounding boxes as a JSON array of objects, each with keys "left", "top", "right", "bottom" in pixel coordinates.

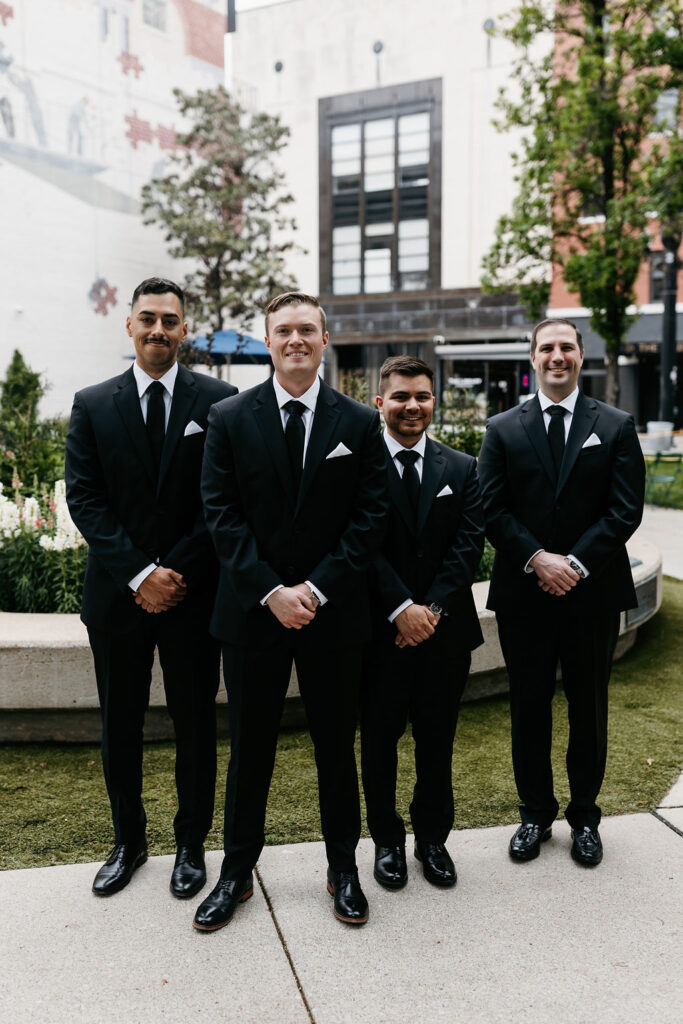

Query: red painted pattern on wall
[
  {"left": 118, "top": 52, "right": 145, "bottom": 78},
  {"left": 0, "top": 3, "right": 14, "bottom": 27},
  {"left": 171, "top": 0, "right": 224, "bottom": 68},
  {"left": 155, "top": 124, "right": 179, "bottom": 151},
  {"left": 89, "top": 279, "right": 118, "bottom": 317},
  {"left": 125, "top": 110, "right": 154, "bottom": 148}
]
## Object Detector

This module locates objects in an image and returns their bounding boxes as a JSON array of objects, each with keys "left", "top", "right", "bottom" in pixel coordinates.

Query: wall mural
[{"left": 0, "top": 0, "right": 223, "bottom": 318}]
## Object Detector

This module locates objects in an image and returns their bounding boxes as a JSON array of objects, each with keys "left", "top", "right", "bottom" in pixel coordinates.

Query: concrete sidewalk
[
  {"left": 1, "top": 796, "right": 682, "bottom": 1024},
  {"left": 2, "top": 504, "right": 681, "bottom": 1024}
]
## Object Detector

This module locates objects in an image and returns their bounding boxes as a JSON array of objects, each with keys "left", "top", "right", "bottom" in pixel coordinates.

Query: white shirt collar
[
  {"left": 537, "top": 386, "right": 579, "bottom": 415},
  {"left": 133, "top": 360, "right": 178, "bottom": 398},
  {"left": 272, "top": 374, "right": 321, "bottom": 413},
  {"left": 384, "top": 430, "right": 427, "bottom": 461}
]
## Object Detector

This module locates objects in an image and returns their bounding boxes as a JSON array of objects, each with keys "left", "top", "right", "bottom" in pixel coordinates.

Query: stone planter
[{"left": 0, "top": 537, "right": 662, "bottom": 742}]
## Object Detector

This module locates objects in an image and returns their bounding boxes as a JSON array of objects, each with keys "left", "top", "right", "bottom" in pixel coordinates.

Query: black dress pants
[
  {"left": 88, "top": 598, "right": 221, "bottom": 846},
  {"left": 220, "top": 640, "right": 363, "bottom": 878},
  {"left": 496, "top": 610, "right": 621, "bottom": 831},
  {"left": 360, "top": 633, "right": 471, "bottom": 847}
]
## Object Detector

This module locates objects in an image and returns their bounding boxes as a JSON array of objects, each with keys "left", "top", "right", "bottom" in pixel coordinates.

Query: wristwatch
[
  {"left": 566, "top": 558, "right": 586, "bottom": 579},
  {"left": 428, "top": 602, "right": 443, "bottom": 616}
]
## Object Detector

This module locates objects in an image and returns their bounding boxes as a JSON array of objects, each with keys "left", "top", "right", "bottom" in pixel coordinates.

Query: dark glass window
[
  {"left": 650, "top": 250, "right": 666, "bottom": 302},
  {"left": 143, "top": 0, "right": 167, "bottom": 31},
  {"left": 320, "top": 81, "right": 441, "bottom": 296}
]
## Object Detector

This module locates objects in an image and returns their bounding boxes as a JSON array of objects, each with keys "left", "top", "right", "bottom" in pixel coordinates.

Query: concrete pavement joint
[
  {"left": 255, "top": 864, "right": 317, "bottom": 1024},
  {"left": 651, "top": 810, "right": 683, "bottom": 839}
]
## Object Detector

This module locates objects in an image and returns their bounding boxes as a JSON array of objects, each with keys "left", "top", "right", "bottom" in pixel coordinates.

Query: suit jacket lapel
[
  {"left": 416, "top": 437, "right": 447, "bottom": 537},
  {"left": 556, "top": 391, "right": 599, "bottom": 495},
  {"left": 297, "top": 379, "right": 340, "bottom": 512},
  {"left": 253, "top": 377, "right": 296, "bottom": 505},
  {"left": 112, "top": 367, "right": 156, "bottom": 485},
  {"left": 520, "top": 395, "right": 556, "bottom": 487},
  {"left": 157, "top": 364, "right": 199, "bottom": 492}
]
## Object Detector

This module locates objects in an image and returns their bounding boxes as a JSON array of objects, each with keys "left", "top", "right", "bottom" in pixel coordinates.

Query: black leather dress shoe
[
  {"left": 508, "top": 823, "right": 552, "bottom": 862},
  {"left": 571, "top": 826, "right": 603, "bottom": 867},
  {"left": 192, "top": 873, "right": 254, "bottom": 932},
  {"left": 374, "top": 845, "right": 408, "bottom": 889},
  {"left": 414, "top": 841, "right": 457, "bottom": 887},
  {"left": 326, "top": 868, "right": 369, "bottom": 924},
  {"left": 170, "top": 845, "right": 206, "bottom": 899},
  {"left": 92, "top": 842, "right": 148, "bottom": 896}
]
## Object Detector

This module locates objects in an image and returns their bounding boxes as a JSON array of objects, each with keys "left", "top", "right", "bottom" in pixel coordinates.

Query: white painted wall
[{"left": 0, "top": 0, "right": 222, "bottom": 418}]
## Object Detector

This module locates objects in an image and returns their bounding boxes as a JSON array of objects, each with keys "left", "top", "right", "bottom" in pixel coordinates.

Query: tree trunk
[{"left": 604, "top": 346, "right": 620, "bottom": 407}]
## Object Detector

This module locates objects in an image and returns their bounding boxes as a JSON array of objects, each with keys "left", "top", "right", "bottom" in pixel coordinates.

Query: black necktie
[
  {"left": 396, "top": 449, "right": 420, "bottom": 518},
  {"left": 284, "top": 399, "right": 306, "bottom": 492},
  {"left": 146, "top": 380, "right": 166, "bottom": 474},
  {"left": 547, "top": 404, "right": 567, "bottom": 477}
]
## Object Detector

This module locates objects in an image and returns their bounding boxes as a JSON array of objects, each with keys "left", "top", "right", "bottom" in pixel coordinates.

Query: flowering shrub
[{"left": 0, "top": 479, "right": 86, "bottom": 613}]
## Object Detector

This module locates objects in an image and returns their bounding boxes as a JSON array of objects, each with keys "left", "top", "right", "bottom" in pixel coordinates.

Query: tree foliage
[
  {"left": 0, "top": 350, "right": 67, "bottom": 493},
  {"left": 482, "top": 1, "right": 683, "bottom": 405},
  {"left": 141, "top": 86, "right": 299, "bottom": 338}
]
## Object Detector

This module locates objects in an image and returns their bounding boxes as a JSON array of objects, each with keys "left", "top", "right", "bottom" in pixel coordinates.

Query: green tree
[
  {"left": 482, "top": 1, "right": 683, "bottom": 406},
  {"left": 0, "top": 350, "right": 66, "bottom": 492},
  {"left": 141, "top": 85, "right": 298, "bottom": 340}
]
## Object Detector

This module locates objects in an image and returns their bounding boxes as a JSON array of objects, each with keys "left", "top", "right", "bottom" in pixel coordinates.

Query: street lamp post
[{"left": 659, "top": 231, "right": 681, "bottom": 424}]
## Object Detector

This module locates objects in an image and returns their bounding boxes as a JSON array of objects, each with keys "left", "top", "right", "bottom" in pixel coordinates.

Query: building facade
[{"left": 229, "top": 0, "right": 535, "bottom": 409}]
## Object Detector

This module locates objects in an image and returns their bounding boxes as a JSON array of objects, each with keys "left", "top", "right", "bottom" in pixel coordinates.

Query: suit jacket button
[{"left": 416, "top": 549, "right": 424, "bottom": 558}]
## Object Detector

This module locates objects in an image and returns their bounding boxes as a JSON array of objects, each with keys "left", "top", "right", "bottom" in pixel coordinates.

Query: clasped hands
[
  {"left": 134, "top": 567, "right": 187, "bottom": 613},
  {"left": 530, "top": 551, "right": 580, "bottom": 596},
  {"left": 394, "top": 603, "right": 440, "bottom": 649},
  {"left": 266, "top": 583, "right": 319, "bottom": 629}
]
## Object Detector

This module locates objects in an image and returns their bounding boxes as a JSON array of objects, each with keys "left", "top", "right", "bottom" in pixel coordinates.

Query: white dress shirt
[
  {"left": 524, "top": 387, "right": 589, "bottom": 578},
  {"left": 128, "top": 362, "right": 178, "bottom": 592},
  {"left": 261, "top": 375, "right": 327, "bottom": 608},
  {"left": 383, "top": 431, "right": 428, "bottom": 622}
]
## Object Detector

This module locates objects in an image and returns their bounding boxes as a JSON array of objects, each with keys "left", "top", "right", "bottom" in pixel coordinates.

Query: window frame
[{"left": 319, "top": 79, "right": 442, "bottom": 297}]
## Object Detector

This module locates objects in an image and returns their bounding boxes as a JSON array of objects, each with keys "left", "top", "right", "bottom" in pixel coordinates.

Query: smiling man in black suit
[
  {"left": 360, "top": 356, "right": 485, "bottom": 892},
  {"left": 478, "top": 318, "right": 645, "bottom": 867},
  {"left": 194, "top": 291, "right": 388, "bottom": 931},
  {"left": 66, "top": 277, "right": 236, "bottom": 899}
]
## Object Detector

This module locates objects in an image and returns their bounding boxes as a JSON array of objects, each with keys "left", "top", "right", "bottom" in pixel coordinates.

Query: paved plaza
[{"left": 1, "top": 505, "right": 681, "bottom": 1024}]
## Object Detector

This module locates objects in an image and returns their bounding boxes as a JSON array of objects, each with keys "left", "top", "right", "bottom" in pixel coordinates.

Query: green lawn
[
  {"left": 1, "top": 579, "right": 681, "bottom": 871},
  {"left": 644, "top": 453, "right": 683, "bottom": 508}
]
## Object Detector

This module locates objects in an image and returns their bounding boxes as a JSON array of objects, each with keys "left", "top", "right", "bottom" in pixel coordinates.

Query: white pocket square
[
  {"left": 436, "top": 484, "right": 453, "bottom": 498},
  {"left": 326, "top": 442, "right": 352, "bottom": 459},
  {"left": 183, "top": 420, "right": 203, "bottom": 437},
  {"left": 582, "top": 433, "right": 601, "bottom": 448}
]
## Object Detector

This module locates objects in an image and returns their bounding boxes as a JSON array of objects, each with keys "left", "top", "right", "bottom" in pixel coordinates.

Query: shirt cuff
[
  {"left": 129, "top": 563, "right": 157, "bottom": 592},
  {"left": 567, "top": 554, "right": 590, "bottom": 578},
  {"left": 305, "top": 581, "right": 327, "bottom": 606},
  {"left": 524, "top": 549, "right": 544, "bottom": 574},
  {"left": 261, "top": 584, "right": 284, "bottom": 606},
  {"left": 389, "top": 598, "right": 414, "bottom": 623}
]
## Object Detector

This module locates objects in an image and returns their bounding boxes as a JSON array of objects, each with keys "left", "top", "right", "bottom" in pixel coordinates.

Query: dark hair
[
  {"left": 265, "top": 291, "right": 326, "bottom": 334},
  {"left": 378, "top": 355, "right": 434, "bottom": 395},
  {"left": 131, "top": 277, "right": 184, "bottom": 312},
  {"left": 530, "top": 318, "right": 583, "bottom": 352}
]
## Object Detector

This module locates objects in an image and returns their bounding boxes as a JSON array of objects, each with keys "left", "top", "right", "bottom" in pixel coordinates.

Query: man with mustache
[{"left": 66, "top": 277, "right": 236, "bottom": 898}]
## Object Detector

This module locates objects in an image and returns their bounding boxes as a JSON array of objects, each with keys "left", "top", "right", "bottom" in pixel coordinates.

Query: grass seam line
[
  {"left": 650, "top": 810, "right": 683, "bottom": 839},
  {"left": 255, "top": 864, "right": 316, "bottom": 1024}
]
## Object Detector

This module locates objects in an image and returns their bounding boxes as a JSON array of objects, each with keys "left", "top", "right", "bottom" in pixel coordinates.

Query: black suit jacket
[
  {"left": 65, "top": 364, "right": 237, "bottom": 633},
  {"left": 201, "top": 376, "right": 389, "bottom": 648},
  {"left": 478, "top": 391, "right": 645, "bottom": 616},
  {"left": 369, "top": 437, "right": 485, "bottom": 653}
]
